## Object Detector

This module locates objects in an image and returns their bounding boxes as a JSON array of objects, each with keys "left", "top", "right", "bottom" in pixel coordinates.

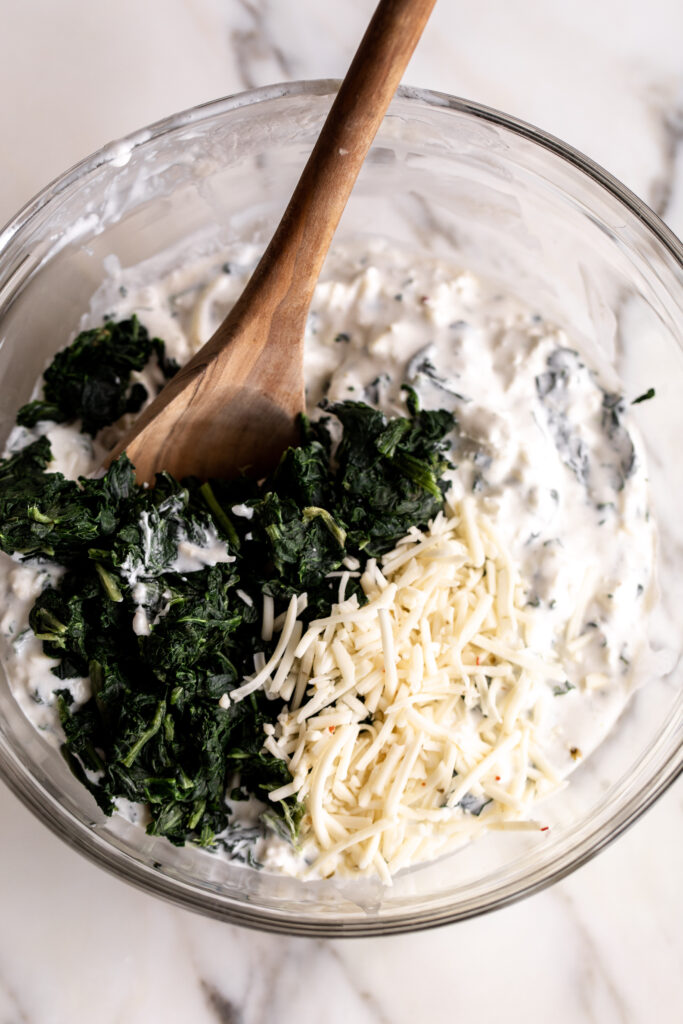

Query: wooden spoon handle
[
  {"left": 108, "top": 0, "right": 437, "bottom": 483},
  {"left": 209, "top": 0, "right": 437, "bottom": 348}
]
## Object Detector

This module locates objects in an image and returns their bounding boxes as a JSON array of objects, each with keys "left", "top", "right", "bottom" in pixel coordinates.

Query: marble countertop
[{"left": 0, "top": 2, "right": 681, "bottom": 1021}]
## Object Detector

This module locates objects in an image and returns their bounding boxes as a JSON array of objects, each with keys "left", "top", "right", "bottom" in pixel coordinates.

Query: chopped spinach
[
  {"left": 17, "top": 317, "right": 176, "bottom": 436},
  {"left": 0, "top": 331, "right": 457, "bottom": 852},
  {"left": 631, "top": 387, "right": 655, "bottom": 405},
  {"left": 535, "top": 347, "right": 639, "bottom": 496},
  {"left": 534, "top": 349, "right": 590, "bottom": 485},
  {"left": 407, "top": 343, "right": 469, "bottom": 402},
  {"left": 11, "top": 455, "right": 305, "bottom": 847},
  {"left": 600, "top": 392, "right": 636, "bottom": 489},
  {"left": 327, "top": 391, "right": 454, "bottom": 555},
  {"left": 458, "top": 792, "right": 492, "bottom": 816},
  {"left": 0, "top": 437, "right": 108, "bottom": 560}
]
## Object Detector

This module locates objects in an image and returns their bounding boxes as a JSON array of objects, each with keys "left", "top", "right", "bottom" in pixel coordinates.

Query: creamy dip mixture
[{"left": 0, "top": 239, "right": 656, "bottom": 880}]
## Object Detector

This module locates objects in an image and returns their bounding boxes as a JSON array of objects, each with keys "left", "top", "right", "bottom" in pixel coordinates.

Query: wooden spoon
[{"left": 108, "top": 0, "right": 437, "bottom": 483}]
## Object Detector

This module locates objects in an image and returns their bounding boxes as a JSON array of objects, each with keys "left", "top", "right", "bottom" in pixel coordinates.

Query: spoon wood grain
[{"left": 107, "top": 0, "right": 437, "bottom": 483}]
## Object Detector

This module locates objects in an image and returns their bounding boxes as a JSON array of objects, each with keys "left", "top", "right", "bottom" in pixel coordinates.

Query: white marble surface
[{"left": 0, "top": 1, "right": 681, "bottom": 1021}]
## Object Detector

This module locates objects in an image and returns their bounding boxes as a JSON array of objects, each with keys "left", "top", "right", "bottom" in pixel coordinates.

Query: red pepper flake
[
  {"left": 329, "top": 726, "right": 335, "bottom": 733},
  {"left": 476, "top": 656, "right": 480, "bottom": 666},
  {"left": 495, "top": 775, "right": 501, "bottom": 781},
  {"left": 540, "top": 826, "right": 549, "bottom": 832}
]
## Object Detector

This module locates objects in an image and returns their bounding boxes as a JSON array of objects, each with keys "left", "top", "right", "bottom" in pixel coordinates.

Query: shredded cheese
[{"left": 227, "top": 500, "right": 568, "bottom": 881}]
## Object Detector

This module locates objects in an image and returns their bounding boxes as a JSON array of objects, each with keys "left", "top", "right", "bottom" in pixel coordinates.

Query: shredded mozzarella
[{"left": 228, "top": 499, "right": 567, "bottom": 881}]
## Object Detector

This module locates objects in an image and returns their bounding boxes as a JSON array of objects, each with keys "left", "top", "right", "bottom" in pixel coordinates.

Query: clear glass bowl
[{"left": 0, "top": 81, "right": 681, "bottom": 936}]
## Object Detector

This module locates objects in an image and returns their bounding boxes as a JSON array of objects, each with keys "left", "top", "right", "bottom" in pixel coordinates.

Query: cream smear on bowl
[{"left": 0, "top": 239, "right": 656, "bottom": 882}]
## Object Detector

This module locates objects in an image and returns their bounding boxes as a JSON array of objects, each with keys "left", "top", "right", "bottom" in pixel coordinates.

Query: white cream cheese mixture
[{"left": 0, "top": 239, "right": 656, "bottom": 881}]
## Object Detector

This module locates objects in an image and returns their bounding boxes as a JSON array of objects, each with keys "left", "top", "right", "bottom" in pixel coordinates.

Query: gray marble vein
[
  {"left": 201, "top": 978, "right": 244, "bottom": 1024},
  {"left": 229, "top": 0, "right": 294, "bottom": 91},
  {"left": 0, "top": 963, "right": 31, "bottom": 1024},
  {"left": 555, "top": 888, "right": 632, "bottom": 1024},
  {"left": 322, "top": 942, "right": 394, "bottom": 1024},
  {"left": 649, "top": 102, "right": 683, "bottom": 219}
]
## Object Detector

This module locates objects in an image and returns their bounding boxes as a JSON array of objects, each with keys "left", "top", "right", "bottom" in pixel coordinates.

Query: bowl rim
[
  {"left": 0, "top": 79, "right": 681, "bottom": 937},
  {"left": 2, "top": 79, "right": 683, "bottom": 272}
]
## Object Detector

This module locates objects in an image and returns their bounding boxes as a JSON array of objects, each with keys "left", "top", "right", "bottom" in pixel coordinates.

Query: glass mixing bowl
[{"left": 0, "top": 82, "right": 681, "bottom": 936}]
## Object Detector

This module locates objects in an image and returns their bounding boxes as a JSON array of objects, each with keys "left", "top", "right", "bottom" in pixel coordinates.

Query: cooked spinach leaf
[
  {"left": 328, "top": 393, "right": 453, "bottom": 554},
  {"left": 17, "top": 317, "right": 175, "bottom": 436},
  {"left": 631, "top": 387, "right": 655, "bottom": 405},
  {"left": 552, "top": 680, "right": 576, "bottom": 696},
  {"left": 0, "top": 438, "right": 114, "bottom": 559},
  {"left": 601, "top": 392, "right": 636, "bottom": 489},
  {"left": 535, "top": 347, "right": 640, "bottom": 497}
]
